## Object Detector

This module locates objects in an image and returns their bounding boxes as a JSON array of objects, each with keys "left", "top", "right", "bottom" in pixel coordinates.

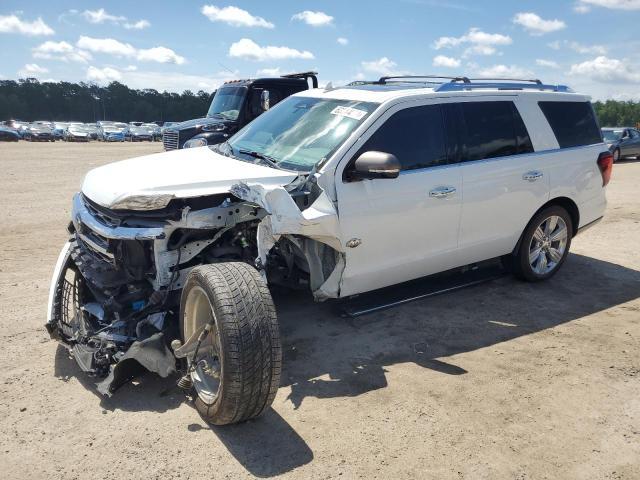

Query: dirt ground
[{"left": 0, "top": 141, "right": 638, "bottom": 479}]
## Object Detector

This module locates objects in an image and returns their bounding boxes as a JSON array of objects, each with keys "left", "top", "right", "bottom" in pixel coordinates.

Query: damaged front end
[{"left": 47, "top": 178, "right": 345, "bottom": 395}]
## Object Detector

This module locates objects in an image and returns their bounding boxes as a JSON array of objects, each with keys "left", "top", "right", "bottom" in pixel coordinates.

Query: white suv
[{"left": 47, "top": 76, "right": 612, "bottom": 425}]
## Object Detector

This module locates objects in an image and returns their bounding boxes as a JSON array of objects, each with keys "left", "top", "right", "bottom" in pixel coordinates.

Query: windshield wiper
[{"left": 238, "top": 149, "right": 281, "bottom": 169}]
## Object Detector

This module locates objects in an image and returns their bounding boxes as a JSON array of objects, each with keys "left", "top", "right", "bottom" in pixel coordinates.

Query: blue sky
[{"left": 1, "top": 0, "right": 640, "bottom": 99}]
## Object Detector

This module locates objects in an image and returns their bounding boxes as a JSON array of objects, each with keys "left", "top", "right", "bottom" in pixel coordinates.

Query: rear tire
[
  {"left": 512, "top": 206, "right": 573, "bottom": 282},
  {"left": 180, "top": 263, "right": 281, "bottom": 425},
  {"left": 613, "top": 148, "right": 621, "bottom": 163}
]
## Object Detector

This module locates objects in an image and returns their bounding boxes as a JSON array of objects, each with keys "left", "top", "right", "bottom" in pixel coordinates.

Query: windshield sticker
[{"left": 330, "top": 106, "right": 368, "bottom": 120}]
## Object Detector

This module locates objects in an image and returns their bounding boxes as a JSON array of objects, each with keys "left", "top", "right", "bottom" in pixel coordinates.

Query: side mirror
[
  {"left": 260, "top": 90, "right": 270, "bottom": 111},
  {"left": 352, "top": 151, "right": 401, "bottom": 181}
]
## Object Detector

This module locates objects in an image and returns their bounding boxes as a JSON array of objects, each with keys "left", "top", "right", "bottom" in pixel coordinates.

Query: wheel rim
[
  {"left": 528, "top": 215, "right": 568, "bottom": 275},
  {"left": 614, "top": 149, "right": 620, "bottom": 161},
  {"left": 183, "top": 286, "right": 222, "bottom": 405}
]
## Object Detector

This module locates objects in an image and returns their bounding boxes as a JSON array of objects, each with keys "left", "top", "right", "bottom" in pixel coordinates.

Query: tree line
[
  {"left": 1, "top": 78, "right": 639, "bottom": 127},
  {"left": 0, "top": 78, "right": 213, "bottom": 123}
]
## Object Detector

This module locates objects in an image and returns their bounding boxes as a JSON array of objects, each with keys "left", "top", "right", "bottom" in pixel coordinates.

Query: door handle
[
  {"left": 429, "top": 186, "right": 457, "bottom": 198},
  {"left": 523, "top": 170, "right": 543, "bottom": 182}
]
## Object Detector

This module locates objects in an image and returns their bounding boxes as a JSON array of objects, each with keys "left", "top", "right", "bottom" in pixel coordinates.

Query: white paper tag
[{"left": 330, "top": 106, "right": 367, "bottom": 120}]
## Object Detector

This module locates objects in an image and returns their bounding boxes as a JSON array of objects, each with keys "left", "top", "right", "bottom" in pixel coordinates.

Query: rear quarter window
[{"left": 538, "top": 101, "right": 602, "bottom": 148}]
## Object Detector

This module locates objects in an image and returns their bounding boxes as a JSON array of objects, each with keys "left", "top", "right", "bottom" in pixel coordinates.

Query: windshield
[
  {"left": 207, "top": 86, "right": 247, "bottom": 120},
  {"left": 226, "top": 96, "right": 378, "bottom": 172},
  {"left": 602, "top": 129, "right": 623, "bottom": 142}
]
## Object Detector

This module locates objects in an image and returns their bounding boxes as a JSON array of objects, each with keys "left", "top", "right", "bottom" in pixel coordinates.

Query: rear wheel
[
  {"left": 512, "top": 206, "right": 572, "bottom": 282},
  {"left": 180, "top": 263, "right": 281, "bottom": 425}
]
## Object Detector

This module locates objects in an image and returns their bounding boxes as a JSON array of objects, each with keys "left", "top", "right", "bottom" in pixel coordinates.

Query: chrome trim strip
[
  {"left": 72, "top": 193, "right": 165, "bottom": 240},
  {"left": 77, "top": 232, "right": 114, "bottom": 259}
]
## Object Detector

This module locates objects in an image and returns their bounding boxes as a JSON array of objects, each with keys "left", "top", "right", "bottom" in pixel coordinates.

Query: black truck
[{"left": 163, "top": 71, "right": 318, "bottom": 150}]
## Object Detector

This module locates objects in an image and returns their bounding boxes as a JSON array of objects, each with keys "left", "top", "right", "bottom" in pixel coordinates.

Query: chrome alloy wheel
[
  {"left": 529, "top": 215, "right": 568, "bottom": 275},
  {"left": 183, "top": 286, "right": 222, "bottom": 405}
]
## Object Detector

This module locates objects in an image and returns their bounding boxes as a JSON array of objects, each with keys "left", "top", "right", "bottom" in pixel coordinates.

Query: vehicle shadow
[
  {"left": 187, "top": 410, "right": 314, "bottom": 478},
  {"left": 51, "top": 252, "right": 640, "bottom": 477},
  {"left": 53, "top": 345, "right": 184, "bottom": 413},
  {"left": 272, "top": 252, "right": 640, "bottom": 409}
]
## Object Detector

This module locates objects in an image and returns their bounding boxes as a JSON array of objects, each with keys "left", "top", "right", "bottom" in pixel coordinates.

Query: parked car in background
[
  {"left": 23, "top": 123, "right": 54, "bottom": 142},
  {"left": 602, "top": 127, "right": 640, "bottom": 162},
  {"left": 6, "top": 121, "right": 28, "bottom": 138},
  {"left": 53, "top": 122, "right": 70, "bottom": 139},
  {"left": 129, "top": 121, "right": 144, "bottom": 127},
  {"left": 125, "top": 125, "right": 153, "bottom": 141},
  {"left": 142, "top": 122, "right": 162, "bottom": 141},
  {"left": 98, "top": 122, "right": 127, "bottom": 142},
  {"left": 63, "top": 124, "right": 90, "bottom": 142},
  {"left": 0, "top": 125, "right": 20, "bottom": 141},
  {"left": 163, "top": 71, "right": 318, "bottom": 150},
  {"left": 84, "top": 124, "right": 99, "bottom": 140}
]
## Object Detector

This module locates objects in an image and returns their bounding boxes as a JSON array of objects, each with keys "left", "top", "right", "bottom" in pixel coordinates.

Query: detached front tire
[
  {"left": 180, "top": 263, "right": 281, "bottom": 425},
  {"left": 512, "top": 206, "right": 573, "bottom": 282}
]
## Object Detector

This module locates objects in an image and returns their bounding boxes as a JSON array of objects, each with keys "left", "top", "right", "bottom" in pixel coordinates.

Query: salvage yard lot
[{"left": 0, "top": 141, "right": 638, "bottom": 479}]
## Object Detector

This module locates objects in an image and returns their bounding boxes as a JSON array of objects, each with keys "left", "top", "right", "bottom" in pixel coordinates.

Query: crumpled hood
[{"left": 81, "top": 146, "right": 298, "bottom": 210}]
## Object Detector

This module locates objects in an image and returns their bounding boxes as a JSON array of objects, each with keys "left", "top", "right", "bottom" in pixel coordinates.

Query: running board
[{"left": 338, "top": 259, "right": 507, "bottom": 318}]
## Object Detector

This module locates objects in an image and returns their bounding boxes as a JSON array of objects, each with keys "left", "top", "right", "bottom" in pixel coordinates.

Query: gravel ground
[{"left": 0, "top": 141, "right": 638, "bottom": 479}]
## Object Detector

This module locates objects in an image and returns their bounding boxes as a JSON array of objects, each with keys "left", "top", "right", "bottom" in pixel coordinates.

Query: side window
[
  {"left": 630, "top": 129, "right": 640, "bottom": 139},
  {"left": 357, "top": 104, "right": 447, "bottom": 171},
  {"left": 458, "top": 101, "right": 533, "bottom": 162},
  {"left": 538, "top": 101, "right": 602, "bottom": 148}
]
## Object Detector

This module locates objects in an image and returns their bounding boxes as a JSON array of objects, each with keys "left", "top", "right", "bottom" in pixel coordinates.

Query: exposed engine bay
[{"left": 46, "top": 176, "right": 344, "bottom": 394}]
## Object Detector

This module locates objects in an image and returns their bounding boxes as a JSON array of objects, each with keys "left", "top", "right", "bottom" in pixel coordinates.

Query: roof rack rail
[
  {"left": 467, "top": 77, "right": 543, "bottom": 84},
  {"left": 377, "top": 75, "right": 470, "bottom": 84},
  {"left": 434, "top": 78, "right": 572, "bottom": 93},
  {"left": 281, "top": 71, "right": 318, "bottom": 88}
]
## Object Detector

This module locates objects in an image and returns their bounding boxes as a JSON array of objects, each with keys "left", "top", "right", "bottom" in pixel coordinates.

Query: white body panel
[{"left": 81, "top": 146, "right": 297, "bottom": 209}]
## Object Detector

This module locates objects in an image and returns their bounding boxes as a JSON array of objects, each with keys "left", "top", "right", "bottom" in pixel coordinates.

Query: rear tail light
[{"left": 597, "top": 151, "right": 613, "bottom": 187}]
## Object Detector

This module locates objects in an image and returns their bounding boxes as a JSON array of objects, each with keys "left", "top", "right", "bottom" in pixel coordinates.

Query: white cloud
[
  {"left": 569, "top": 41, "right": 607, "bottom": 55},
  {"left": 201, "top": 5, "right": 274, "bottom": 28},
  {"left": 81, "top": 9, "right": 149, "bottom": 30},
  {"left": 77, "top": 36, "right": 185, "bottom": 64},
  {"left": 337, "top": 37, "right": 349, "bottom": 46},
  {"left": 292, "top": 11, "right": 334, "bottom": 27},
  {"left": 257, "top": 67, "right": 282, "bottom": 76},
  {"left": 86, "top": 66, "right": 122, "bottom": 83},
  {"left": 536, "top": 59, "right": 560, "bottom": 68},
  {"left": 361, "top": 57, "right": 403, "bottom": 76},
  {"left": 32, "top": 41, "right": 92, "bottom": 63},
  {"left": 136, "top": 47, "right": 185, "bottom": 65},
  {"left": 82, "top": 8, "right": 125, "bottom": 24},
  {"left": 548, "top": 40, "right": 561, "bottom": 50},
  {"left": 476, "top": 64, "right": 535, "bottom": 79},
  {"left": 433, "top": 55, "right": 461, "bottom": 68},
  {"left": 573, "top": 3, "right": 592, "bottom": 13},
  {"left": 228, "top": 38, "right": 314, "bottom": 61},
  {"left": 77, "top": 36, "right": 137, "bottom": 57},
  {"left": 575, "top": 0, "right": 640, "bottom": 11},
  {"left": 513, "top": 12, "right": 566, "bottom": 36},
  {"left": 85, "top": 66, "right": 235, "bottom": 92},
  {"left": 434, "top": 28, "right": 511, "bottom": 57},
  {"left": 124, "top": 20, "right": 150, "bottom": 30},
  {"left": 0, "top": 14, "right": 54, "bottom": 36},
  {"left": 18, "top": 63, "right": 49, "bottom": 78},
  {"left": 569, "top": 56, "right": 640, "bottom": 83}
]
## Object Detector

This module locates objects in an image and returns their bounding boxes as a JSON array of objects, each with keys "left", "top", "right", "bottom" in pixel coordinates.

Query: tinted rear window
[
  {"left": 538, "top": 101, "right": 602, "bottom": 148},
  {"left": 456, "top": 101, "right": 533, "bottom": 162}
]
